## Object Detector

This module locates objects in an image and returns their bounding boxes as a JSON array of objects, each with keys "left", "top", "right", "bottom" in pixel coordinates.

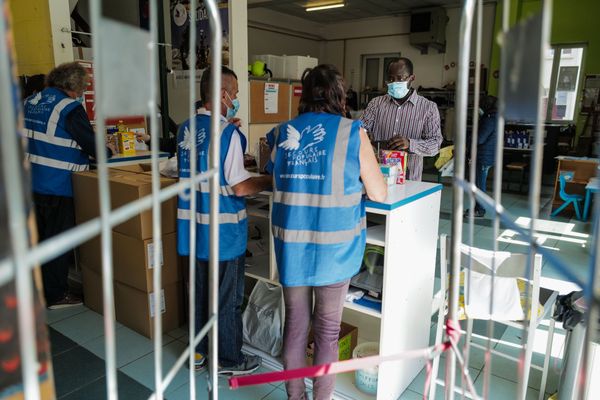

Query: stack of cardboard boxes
[{"left": 72, "top": 164, "right": 183, "bottom": 338}]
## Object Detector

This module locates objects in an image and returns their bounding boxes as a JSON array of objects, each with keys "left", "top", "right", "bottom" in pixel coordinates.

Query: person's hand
[
  {"left": 387, "top": 136, "right": 410, "bottom": 150},
  {"left": 135, "top": 132, "right": 151, "bottom": 143},
  {"left": 107, "top": 142, "right": 118, "bottom": 155},
  {"left": 228, "top": 117, "right": 242, "bottom": 128}
]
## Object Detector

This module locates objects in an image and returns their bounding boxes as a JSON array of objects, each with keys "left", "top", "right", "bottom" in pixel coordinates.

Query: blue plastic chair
[{"left": 551, "top": 171, "right": 583, "bottom": 220}]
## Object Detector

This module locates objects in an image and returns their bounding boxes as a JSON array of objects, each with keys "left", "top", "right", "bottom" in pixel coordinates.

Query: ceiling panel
[{"left": 249, "top": 0, "right": 464, "bottom": 23}]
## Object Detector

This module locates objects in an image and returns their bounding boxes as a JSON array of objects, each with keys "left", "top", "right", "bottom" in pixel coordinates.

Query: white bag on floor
[{"left": 243, "top": 281, "right": 284, "bottom": 357}]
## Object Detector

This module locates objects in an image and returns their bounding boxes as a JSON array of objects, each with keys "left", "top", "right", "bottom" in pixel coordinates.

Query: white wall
[
  {"left": 248, "top": 4, "right": 497, "bottom": 92},
  {"left": 248, "top": 8, "right": 322, "bottom": 59},
  {"left": 249, "top": 27, "right": 321, "bottom": 60}
]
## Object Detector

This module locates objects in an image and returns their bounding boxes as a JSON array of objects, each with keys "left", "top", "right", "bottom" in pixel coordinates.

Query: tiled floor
[{"left": 46, "top": 180, "right": 590, "bottom": 399}]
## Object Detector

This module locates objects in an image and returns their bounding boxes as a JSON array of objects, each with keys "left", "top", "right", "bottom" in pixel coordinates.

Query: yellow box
[{"left": 118, "top": 132, "right": 136, "bottom": 156}]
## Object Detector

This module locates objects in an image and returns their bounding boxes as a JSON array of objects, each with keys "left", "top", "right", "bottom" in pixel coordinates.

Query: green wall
[{"left": 488, "top": 0, "right": 600, "bottom": 97}]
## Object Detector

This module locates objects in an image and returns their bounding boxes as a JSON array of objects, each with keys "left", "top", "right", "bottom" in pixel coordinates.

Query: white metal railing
[
  {"left": 0, "top": 0, "right": 223, "bottom": 399},
  {"left": 2, "top": 0, "right": 599, "bottom": 399},
  {"left": 450, "top": 1, "right": 599, "bottom": 400}
]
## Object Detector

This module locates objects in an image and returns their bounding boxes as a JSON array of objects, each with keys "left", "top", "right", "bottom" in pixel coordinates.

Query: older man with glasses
[{"left": 360, "top": 57, "right": 442, "bottom": 181}]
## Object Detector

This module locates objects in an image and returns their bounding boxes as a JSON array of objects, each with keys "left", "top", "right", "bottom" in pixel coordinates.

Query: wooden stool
[{"left": 505, "top": 162, "right": 528, "bottom": 193}]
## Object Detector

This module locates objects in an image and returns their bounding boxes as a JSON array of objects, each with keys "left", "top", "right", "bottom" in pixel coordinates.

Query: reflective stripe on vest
[
  {"left": 178, "top": 178, "right": 235, "bottom": 196},
  {"left": 25, "top": 128, "right": 81, "bottom": 149},
  {"left": 47, "top": 98, "right": 79, "bottom": 137},
  {"left": 272, "top": 216, "right": 366, "bottom": 244},
  {"left": 177, "top": 207, "right": 247, "bottom": 224},
  {"left": 25, "top": 153, "right": 89, "bottom": 172}
]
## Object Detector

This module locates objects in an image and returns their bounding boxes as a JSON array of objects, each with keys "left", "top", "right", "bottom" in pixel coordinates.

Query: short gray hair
[{"left": 45, "top": 62, "right": 88, "bottom": 94}]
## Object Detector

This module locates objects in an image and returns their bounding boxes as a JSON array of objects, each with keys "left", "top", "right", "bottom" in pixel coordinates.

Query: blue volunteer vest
[
  {"left": 266, "top": 112, "right": 366, "bottom": 287},
  {"left": 24, "top": 87, "right": 90, "bottom": 197},
  {"left": 177, "top": 113, "right": 248, "bottom": 261}
]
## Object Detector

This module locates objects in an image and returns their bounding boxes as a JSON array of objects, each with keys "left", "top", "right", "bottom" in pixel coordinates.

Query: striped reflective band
[
  {"left": 47, "top": 98, "right": 78, "bottom": 138},
  {"left": 272, "top": 217, "right": 366, "bottom": 244},
  {"left": 177, "top": 208, "right": 247, "bottom": 224},
  {"left": 272, "top": 191, "right": 362, "bottom": 208},
  {"left": 179, "top": 178, "right": 235, "bottom": 196},
  {"left": 331, "top": 118, "right": 353, "bottom": 196},
  {"left": 25, "top": 129, "right": 81, "bottom": 149},
  {"left": 25, "top": 153, "right": 89, "bottom": 172}
]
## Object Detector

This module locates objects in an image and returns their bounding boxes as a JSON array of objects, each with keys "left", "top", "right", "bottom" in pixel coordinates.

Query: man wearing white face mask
[
  {"left": 177, "top": 66, "right": 271, "bottom": 374},
  {"left": 360, "top": 57, "right": 442, "bottom": 181}
]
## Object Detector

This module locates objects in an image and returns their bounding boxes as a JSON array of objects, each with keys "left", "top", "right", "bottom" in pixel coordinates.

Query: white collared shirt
[{"left": 197, "top": 108, "right": 250, "bottom": 187}]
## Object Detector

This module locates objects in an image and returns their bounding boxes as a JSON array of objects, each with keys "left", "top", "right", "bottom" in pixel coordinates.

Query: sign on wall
[{"left": 170, "top": 0, "right": 229, "bottom": 70}]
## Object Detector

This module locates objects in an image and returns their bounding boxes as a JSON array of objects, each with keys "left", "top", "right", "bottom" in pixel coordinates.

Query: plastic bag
[
  {"left": 159, "top": 157, "right": 178, "bottom": 178},
  {"left": 243, "top": 281, "right": 284, "bottom": 357}
]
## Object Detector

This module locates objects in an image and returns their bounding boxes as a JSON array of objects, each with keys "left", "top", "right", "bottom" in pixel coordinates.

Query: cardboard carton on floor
[
  {"left": 306, "top": 322, "right": 358, "bottom": 365},
  {"left": 114, "top": 281, "right": 183, "bottom": 339},
  {"left": 78, "top": 231, "right": 180, "bottom": 292},
  {"left": 81, "top": 264, "right": 107, "bottom": 315},
  {"left": 72, "top": 170, "right": 177, "bottom": 239}
]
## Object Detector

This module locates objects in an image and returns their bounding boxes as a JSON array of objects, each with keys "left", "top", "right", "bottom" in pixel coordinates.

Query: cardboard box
[
  {"left": 117, "top": 132, "right": 136, "bottom": 156},
  {"left": 380, "top": 164, "right": 398, "bottom": 186},
  {"left": 78, "top": 231, "right": 180, "bottom": 292},
  {"left": 109, "top": 163, "right": 152, "bottom": 174},
  {"left": 81, "top": 265, "right": 107, "bottom": 315},
  {"left": 72, "top": 170, "right": 177, "bottom": 239},
  {"left": 306, "top": 322, "right": 358, "bottom": 365},
  {"left": 114, "top": 281, "right": 183, "bottom": 338},
  {"left": 379, "top": 150, "right": 408, "bottom": 184}
]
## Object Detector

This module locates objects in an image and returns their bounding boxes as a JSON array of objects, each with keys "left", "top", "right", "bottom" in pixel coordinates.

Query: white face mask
[{"left": 387, "top": 81, "right": 409, "bottom": 99}]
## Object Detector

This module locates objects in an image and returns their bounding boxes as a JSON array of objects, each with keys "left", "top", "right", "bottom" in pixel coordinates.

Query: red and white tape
[{"left": 229, "top": 320, "right": 462, "bottom": 392}]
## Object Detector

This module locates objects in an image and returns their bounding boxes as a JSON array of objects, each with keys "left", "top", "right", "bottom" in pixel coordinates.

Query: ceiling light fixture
[{"left": 306, "top": 2, "right": 345, "bottom": 12}]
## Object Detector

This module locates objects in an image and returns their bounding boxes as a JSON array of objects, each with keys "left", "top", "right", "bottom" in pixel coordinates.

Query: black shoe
[
  {"left": 218, "top": 354, "right": 261, "bottom": 376},
  {"left": 47, "top": 293, "right": 83, "bottom": 310},
  {"left": 474, "top": 208, "right": 486, "bottom": 218},
  {"left": 463, "top": 209, "right": 485, "bottom": 219}
]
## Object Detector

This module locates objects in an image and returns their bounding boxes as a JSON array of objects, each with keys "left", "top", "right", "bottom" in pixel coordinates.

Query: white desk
[
  {"left": 104, "top": 150, "right": 169, "bottom": 167},
  {"left": 244, "top": 180, "right": 443, "bottom": 399}
]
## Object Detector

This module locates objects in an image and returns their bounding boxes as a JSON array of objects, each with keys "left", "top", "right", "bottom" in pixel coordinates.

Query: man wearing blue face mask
[
  {"left": 361, "top": 57, "right": 442, "bottom": 181},
  {"left": 177, "top": 66, "right": 271, "bottom": 375}
]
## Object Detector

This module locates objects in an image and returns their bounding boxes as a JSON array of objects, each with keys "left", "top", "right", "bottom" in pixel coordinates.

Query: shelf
[
  {"left": 247, "top": 197, "right": 270, "bottom": 219},
  {"left": 245, "top": 254, "right": 276, "bottom": 284},
  {"left": 344, "top": 300, "right": 382, "bottom": 318},
  {"left": 366, "top": 225, "right": 385, "bottom": 247},
  {"left": 247, "top": 205, "right": 269, "bottom": 219}
]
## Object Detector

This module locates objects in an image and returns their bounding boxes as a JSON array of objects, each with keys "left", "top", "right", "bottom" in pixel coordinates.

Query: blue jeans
[
  {"left": 195, "top": 255, "right": 245, "bottom": 366},
  {"left": 475, "top": 164, "right": 492, "bottom": 213}
]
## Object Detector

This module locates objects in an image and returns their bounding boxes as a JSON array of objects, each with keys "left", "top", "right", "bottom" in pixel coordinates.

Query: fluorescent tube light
[{"left": 306, "top": 3, "right": 345, "bottom": 12}]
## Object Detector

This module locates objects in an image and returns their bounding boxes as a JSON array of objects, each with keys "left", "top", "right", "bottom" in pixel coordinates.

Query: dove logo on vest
[
  {"left": 278, "top": 123, "right": 327, "bottom": 167},
  {"left": 178, "top": 126, "right": 207, "bottom": 171}
]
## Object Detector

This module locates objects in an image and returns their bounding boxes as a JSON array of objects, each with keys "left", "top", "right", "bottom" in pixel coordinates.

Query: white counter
[{"left": 244, "top": 180, "right": 442, "bottom": 399}]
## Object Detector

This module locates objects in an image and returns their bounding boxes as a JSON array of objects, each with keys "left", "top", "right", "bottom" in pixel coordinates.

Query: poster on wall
[
  {"left": 557, "top": 66, "right": 579, "bottom": 91},
  {"left": 170, "top": 0, "right": 229, "bottom": 71}
]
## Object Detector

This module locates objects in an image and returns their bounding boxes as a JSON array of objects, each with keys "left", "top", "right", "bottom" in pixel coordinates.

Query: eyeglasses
[{"left": 385, "top": 75, "right": 411, "bottom": 84}]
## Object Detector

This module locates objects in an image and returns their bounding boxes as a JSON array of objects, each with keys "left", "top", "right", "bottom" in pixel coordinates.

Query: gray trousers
[{"left": 282, "top": 279, "right": 350, "bottom": 400}]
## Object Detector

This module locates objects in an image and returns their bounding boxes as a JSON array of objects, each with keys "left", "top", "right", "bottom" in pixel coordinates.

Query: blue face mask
[
  {"left": 387, "top": 81, "right": 409, "bottom": 99},
  {"left": 224, "top": 92, "right": 240, "bottom": 119}
]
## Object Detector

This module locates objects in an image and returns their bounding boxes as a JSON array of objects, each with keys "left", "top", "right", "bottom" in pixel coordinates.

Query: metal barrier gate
[
  {"left": 0, "top": 0, "right": 598, "bottom": 399},
  {"left": 0, "top": 0, "right": 222, "bottom": 399},
  {"left": 448, "top": 1, "right": 600, "bottom": 400}
]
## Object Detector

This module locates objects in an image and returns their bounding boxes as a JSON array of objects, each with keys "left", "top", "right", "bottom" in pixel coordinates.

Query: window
[
  {"left": 361, "top": 53, "right": 400, "bottom": 92},
  {"left": 543, "top": 45, "right": 586, "bottom": 122}
]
